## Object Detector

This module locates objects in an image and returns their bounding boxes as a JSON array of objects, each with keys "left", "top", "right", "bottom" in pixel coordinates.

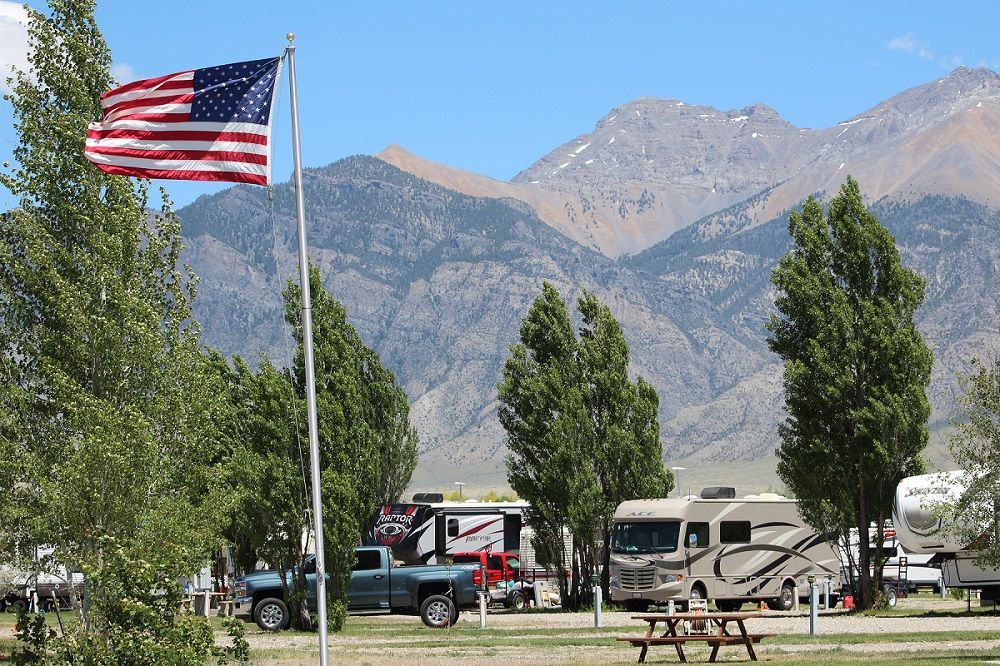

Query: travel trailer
[
  {"left": 609, "top": 487, "right": 840, "bottom": 611},
  {"left": 839, "top": 524, "right": 942, "bottom": 605},
  {"left": 893, "top": 470, "right": 1000, "bottom": 596},
  {"left": 364, "top": 497, "right": 572, "bottom": 577}
]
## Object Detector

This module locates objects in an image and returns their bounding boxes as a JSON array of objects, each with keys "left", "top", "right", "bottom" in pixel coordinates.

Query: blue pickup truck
[{"left": 233, "top": 545, "right": 484, "bottom": 629}]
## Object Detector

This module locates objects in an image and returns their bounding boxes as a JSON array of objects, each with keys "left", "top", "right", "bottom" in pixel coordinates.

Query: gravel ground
[{"left": 237, "top": 596, "right": 1000, "bottom": 661}]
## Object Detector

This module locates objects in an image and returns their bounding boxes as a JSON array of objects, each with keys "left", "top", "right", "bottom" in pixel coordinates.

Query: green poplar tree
[
  {"left": 499, "top": 282, "right": 672, "bottom": 609},
  {"left": 283, "top": 264, "right": 418, "bottom": 627},
  {"left": 767, "top": 177, "right": 933, "bottom": 610},
  {"left": 0, "top": 0, "right": 224, "bottom": 658}
]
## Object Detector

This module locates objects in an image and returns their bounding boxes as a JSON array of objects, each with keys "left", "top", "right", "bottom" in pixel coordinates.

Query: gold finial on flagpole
[{"left": 286, "top": 32, "right": 295, "bottom": 43}]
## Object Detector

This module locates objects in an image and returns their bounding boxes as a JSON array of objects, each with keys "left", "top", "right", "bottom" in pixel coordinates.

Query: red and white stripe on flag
[{"left": 85, "top": 57, "right": 281, "bottom": 186}]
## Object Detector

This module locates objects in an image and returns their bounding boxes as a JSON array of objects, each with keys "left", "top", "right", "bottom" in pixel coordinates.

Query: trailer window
[
  {"left": 611, "top": 521, "right": 680, "bottom": 554},
  {"left": 720, "top": 521, "right": 751, "bottom": 543},
  {"left": 685, "top": 522, "right": 709, "bottom": 548},
  {"left": 447, "top": 518, "right": 459, "bottom": 537}
]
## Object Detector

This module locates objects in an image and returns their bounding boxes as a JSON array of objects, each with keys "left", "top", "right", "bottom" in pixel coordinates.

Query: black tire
[
  {"left": 9, "top": 599, "right": 27, "bottom": 615},
  {"left": 509, "top": 591, "right": 526, "bottom": 611},
  {"left": 0, "top": 600, "right": 6, "bottom": 613},
  {"left": 716, "top": 600, "right": 744, "bottom": 612},
  {"left": 420, "top": 594, "right": 456, "bottom": 629},
  {"left": 253, "top": 597, "right": 289, "bottom": 632},
  {"left": 885, "top": 586, "right": 898, "bottom": 608},
  {"left": 774, "top": 583, "right": 795, "bottom": 612}
]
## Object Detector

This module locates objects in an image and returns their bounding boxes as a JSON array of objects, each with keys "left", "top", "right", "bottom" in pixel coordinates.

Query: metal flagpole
[{"left": 284, "top": 33, "right": 329, "bottom": 666}]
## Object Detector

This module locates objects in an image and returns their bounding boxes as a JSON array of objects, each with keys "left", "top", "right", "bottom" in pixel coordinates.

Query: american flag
[{"left": 85, "top": 57, "right": 281, "bottom": 186}]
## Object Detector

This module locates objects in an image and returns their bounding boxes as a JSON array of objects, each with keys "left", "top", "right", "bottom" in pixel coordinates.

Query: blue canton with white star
[{"left": 191, "top": 57, "right": 279, "bottom": 124}]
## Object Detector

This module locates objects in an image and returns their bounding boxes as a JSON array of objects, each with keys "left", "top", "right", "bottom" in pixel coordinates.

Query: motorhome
[
  {"left": 609, "top": 487, "right": 840, "bottom": 612},
  {"left": 893, "top": 470, "right": 1000, "bottom": 597}
]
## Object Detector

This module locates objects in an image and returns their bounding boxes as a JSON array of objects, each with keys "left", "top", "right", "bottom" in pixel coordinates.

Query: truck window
[
  {"left": 720, "top": 521, "right": 751, "bottom": 544},
  {"left": 451, "top": 555, "right": 480, "bottom": 564},
  {"left": 685, "top": 522, "right": 709, "bottom": 548},
  {"left": 611, "top": 521, "right": 680, "bottom": 554},
  {"left": 487, "top": 555, "right": 503, "bottom": 570},
  {"left": 447, "top": 518, "right": 459, "bottom": 537},
  {"left": 353, "top": 551, "right": 382, "bottom": 571}
]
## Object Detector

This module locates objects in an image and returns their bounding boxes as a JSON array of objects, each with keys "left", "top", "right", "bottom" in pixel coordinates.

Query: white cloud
[
  {"left": 0, "top": 1, "right": 31, "bottom": 94},
  {"left": 887, "top": 33, "right": 916, "bottom": 53},
  {"left": 111, "top": 63, "right": 136, "bottom": 85},
  {"left": 886, "top": 32, "right": 963, "bottom": 69}
]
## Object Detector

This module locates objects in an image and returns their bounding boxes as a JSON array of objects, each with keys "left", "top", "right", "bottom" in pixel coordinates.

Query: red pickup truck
[{"left": 452, "top": 552, "right": 530, "bottom": 609}]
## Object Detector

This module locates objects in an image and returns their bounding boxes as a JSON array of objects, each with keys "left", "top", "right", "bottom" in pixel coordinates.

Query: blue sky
[{"left": 2, "top": 1, "right": 998, "bottom": 208}]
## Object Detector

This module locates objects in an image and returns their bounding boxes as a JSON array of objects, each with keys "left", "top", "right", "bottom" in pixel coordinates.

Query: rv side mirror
[{"left": 688, "top": 533, "right": 697, "bottom": 549}]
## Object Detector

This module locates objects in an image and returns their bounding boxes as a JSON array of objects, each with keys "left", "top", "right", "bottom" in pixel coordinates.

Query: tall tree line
[
  {"left": 498, "top": 282, "right": 673, "bottom": 609},
  {"left": 767, "top": 177, "right": 933, "bottom": 610},
  {"left": 0, "top": 0, "right": 418, "bottom": 655},
  {"left": 220, "top": 265, "right": 418, "bottom": 630}
]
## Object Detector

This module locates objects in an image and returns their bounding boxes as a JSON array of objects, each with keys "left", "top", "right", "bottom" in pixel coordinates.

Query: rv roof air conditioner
[{"left": 700, "top": 486, "right": 736, "bottom": 500}]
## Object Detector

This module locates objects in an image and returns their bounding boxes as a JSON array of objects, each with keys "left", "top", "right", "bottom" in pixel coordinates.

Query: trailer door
[{"left": 504, "top": 514, "right": 522, "bottom": 552}]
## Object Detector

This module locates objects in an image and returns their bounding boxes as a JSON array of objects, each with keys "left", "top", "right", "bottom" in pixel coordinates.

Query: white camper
[
  {"left": 893, "top": 471, "right": 1000, "bottom": 593},
  {"left": 609, "top": 488, "right": 840, "bottom": 611}
]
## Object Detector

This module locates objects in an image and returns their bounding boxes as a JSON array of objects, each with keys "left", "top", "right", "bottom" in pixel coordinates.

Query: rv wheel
[{"left": 774, "top": 583, "right": 795, "bottom": 612}]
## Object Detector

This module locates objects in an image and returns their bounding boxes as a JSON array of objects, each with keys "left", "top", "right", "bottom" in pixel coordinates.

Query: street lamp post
[
  {"left": 455, "top": 481, "right": 465, "bottom": 499},
  {"left": 671, "top": 467, "right": 686, "bottom": 498}
]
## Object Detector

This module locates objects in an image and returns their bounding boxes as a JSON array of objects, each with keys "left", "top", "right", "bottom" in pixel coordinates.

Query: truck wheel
[
  {"left": 884, "top": 586, "right": 898, "bottom": 608},
  {"left": 9, "top": 599, "right": 27, "bottom": 614},
  {"left": 253, "top": 597, "right": 289, "bottom": 632},
  {"left": 420, "top": 594, "right": 456, "bottom": 629},
  {"left": 509, "top": 591, "right": 526, "bottom": 611}
]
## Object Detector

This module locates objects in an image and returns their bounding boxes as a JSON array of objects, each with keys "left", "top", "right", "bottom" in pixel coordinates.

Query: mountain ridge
[{"left": 174, "top": 68, "right": 1000, "bottom": 491}]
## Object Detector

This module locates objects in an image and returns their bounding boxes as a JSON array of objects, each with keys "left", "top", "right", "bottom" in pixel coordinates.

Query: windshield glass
[
  {"left": 611, "top": 521, "right": 681, "bottom": 554},
  {"left": 451, "top": 555, "right": 481, "bottom": 564}
]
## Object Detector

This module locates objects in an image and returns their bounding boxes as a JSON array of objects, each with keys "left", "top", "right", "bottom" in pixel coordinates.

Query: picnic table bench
[{"left": 617, "top": 611, "right": 775, "bottom": 663}]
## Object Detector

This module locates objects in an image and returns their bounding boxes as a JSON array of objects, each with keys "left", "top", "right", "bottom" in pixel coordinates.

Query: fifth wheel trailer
[
  {"left": 893, "top": 470, "right": 1000, "bottom": 595},
  {"left": 609, "top": 487, "right": 840, "bottom": 612},
  {"left": 364, "top": 498, "right": 572, "bottom": 579}
]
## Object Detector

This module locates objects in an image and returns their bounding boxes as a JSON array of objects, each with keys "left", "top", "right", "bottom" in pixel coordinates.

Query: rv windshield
[{"left": 611, "top": 521, "right": 681, "bottom": 554}]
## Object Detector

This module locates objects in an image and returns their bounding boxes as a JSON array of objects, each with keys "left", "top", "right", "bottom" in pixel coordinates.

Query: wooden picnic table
[{"left": 617, "top": 611, "right": 774, "bottom": 663}]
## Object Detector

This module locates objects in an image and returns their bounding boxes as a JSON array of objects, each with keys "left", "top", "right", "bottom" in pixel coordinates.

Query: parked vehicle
[
  {"left": 0, "top": 548, "right": 84, "bottom": 612},
  {"left": 233, "top": 546, "right": 485, "bottom": 630},
  {"left": 894, "top": 470, "right": 1000, "bottom": 603},
  {"left": 609, "top": 487, "right": 840, "bottom": 612},
  {"left": 451, "top": 551, "right": 531, "bottom": 609},
  {"left": 365, "top": 500, "right": 527, "bottom": 565},
  {"left": 365, "top": 496, "right": 573, "bottom": 584},
  {"left": 839, "top": 524, "right": 942, "bottom": 606}
]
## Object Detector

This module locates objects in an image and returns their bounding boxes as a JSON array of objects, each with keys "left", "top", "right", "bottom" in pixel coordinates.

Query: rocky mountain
[
  {"left": 177, "top": 67, "right": 1000, "bottom": 493},
  {"left": 382, "top": 67, "right": 1000, "bottom": 257}
]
